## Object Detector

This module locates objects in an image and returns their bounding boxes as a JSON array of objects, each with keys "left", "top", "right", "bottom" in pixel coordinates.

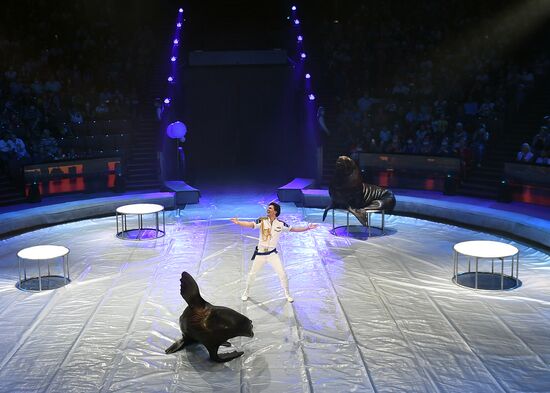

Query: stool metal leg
[
  {"left": 475, "top": 257, "right": 479, "bottom": 289},
  {"left": 163, "top": 210, "right": 166, "bottom": 234},
  {"left": 453, "top": 250, "right": 457, "bottom": 283},
  {"left": 62, "top": 256, "right": 67, "bottom": 283},
  {"left": 381, "top": 211, "right": 385, "bottom": 234},
  {"left": 155, "top": 212, "right": 159, "bottom": 236},
  {"left": 500, "top": 257, "right": 504, "bottom": 290},
  {"left": 18, "top": 256, "right": 22, "bottom": 287},
  {"left": 367, "top": 212, "right": 371, "bottom": 237},
  {"left": 332, "top": 209, "right": 335, "bottom": 230},
  {"left": 64, "top": 254, "right": 70, "bottom": 283},
  {"left": 38, "top": 260, "right": 42, "bottom": 291}
]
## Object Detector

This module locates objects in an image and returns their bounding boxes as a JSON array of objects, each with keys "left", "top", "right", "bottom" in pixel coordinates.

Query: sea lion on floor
[
  {"left": 323, "top": 155, "right": 396, "bottom": 226},
  {"left": 165, "top": 271, "right": 254, "bottom": 362}
]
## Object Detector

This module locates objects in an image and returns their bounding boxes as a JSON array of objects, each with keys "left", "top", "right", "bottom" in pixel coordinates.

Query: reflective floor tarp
[{"left": 0, "top": 189, "right": 549, "bottom": 393}]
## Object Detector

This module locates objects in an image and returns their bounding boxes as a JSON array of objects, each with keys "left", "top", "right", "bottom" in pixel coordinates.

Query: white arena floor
[{"left": 0, "top": 188, "right": 549, "bottom": 393}]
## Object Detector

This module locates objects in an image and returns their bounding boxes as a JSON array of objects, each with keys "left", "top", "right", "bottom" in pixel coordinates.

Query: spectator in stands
[
  {"left": 0, "top": 132, "right": 11, "bottom": 172},
  {"left": 402, "top": 138, "right": 417, "bottom": 154},
  {"left": 357, "top": 91, "right": 375, "bottom": 112},
  {"left": 432, "top": 114, "right": 448, "bottom": 135},
  {"left": 0, "top": 133, "right": 29, "bottom": 181},
  {"left": 453, "top": 122, "right": 468, "bottom": 145},
  {"left": 367, "top": 138, "right": 379, "bottom": 153},
  {"left": 379, "top": 126, "right": 392, "bottom": 150},
  {"left": 70, "top": 108, "right": 84, "bottom": 124},
  {"left": 95, "top": 100, "right": 109, "bottom": 117},
  {"left": 419, "top": 134, "right": 434, "bottom": 155},
  {"left": 7, "top": 133, "right": 29, "bottom": 161},
  {"left": 154, "top": 98, "right": 164, "bottom": 121},
  {"left": 472, "top": 125, "right": 489, "bottom": 167},
  {"left": 535, "top": 148, "right": 549, "bottom": 165},
  {"left": 349, "top": 142, "right": 363, "bottom": 162},
  {"left": 386, "top": 134, "right": 402, "bottom": 153},
  {"left": 516, "top": 143, "right": 534, "bottom": 163},
  {"left": 317, "top": 106, "right": 331, "bottom": 136},
  {"left": 532, "top": 126, "right": 548, "bottom": 155},
  {"left": 36, "top": 129, "right": 59, "bottom": 161},
  {"left": 437, "top": 136, "right": 451, "bottom": 156}
]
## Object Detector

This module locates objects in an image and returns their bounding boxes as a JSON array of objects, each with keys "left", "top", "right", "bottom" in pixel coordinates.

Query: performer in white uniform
[{"left": 231, "top": 202, "right": 318, "bottom": 302}]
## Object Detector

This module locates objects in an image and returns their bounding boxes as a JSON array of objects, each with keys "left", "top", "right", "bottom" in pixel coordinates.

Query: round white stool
[
  {"left": 116, "top": 203, "right": 165, "bottom": 240},
  {"left": 330, "top": 208, "right": 385, "bottom": 238},
  {"left": 17, "top": 245, "right": 70, "bottom": 291},
  {"left": 453, "top": 240, "right": 520, "bottom": 290}
]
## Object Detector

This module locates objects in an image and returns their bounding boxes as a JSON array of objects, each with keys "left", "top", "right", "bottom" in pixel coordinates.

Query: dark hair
[{"left": 269, "top": 202, "right": 281, "bottom": 217}]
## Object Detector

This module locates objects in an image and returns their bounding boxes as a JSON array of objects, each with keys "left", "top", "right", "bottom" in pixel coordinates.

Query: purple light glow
[
  {"left": 297, "top": 35, "right": 303, "bottom": 42},
  {"left": 294, "top": 19, "right": 300, "bottom": 25},
  {"left": 167, "top": 76, "right": 174, "bottom": 82},
  {"left": 300, "top": 53, "right": 307, "bottom": 59},
  {"left": 164, "top": 98, "right": 171, "bottom": 104},
  {"left": 291, "top": 6, "right": 296, "bottom": 10},
  {"left": 171, "top": 56, "right": 177, "bottom": 62},
  {"left": 308, "top": 94, "right": 315, "bottom": 101},
  {"left": 173, "top": 39, "right": 179, "bottom": 44},
  {"left": 177, "top": 22, "right": 182, "bottom": 28},
  {"left": 305, "top": 73, "right": 311, "bottom": 79},
  {"left": 179, "top": 8, "right": 183, "bottom": 13}
]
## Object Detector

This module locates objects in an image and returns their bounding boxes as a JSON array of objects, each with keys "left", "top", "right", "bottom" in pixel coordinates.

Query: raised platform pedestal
[
  {"left": 163, "top": 181, "right": 200, "bottom": 212},
  {"left": 277, "top": 178, "right": 315, "bottom": 203}
]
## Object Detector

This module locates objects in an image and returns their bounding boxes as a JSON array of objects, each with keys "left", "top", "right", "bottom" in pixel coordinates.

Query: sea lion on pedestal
[
  {"left": 165, "top": 271, "right": 254, "bottom": 362},
  {"left": 322, "top": 155, "right": 396, "bottom": 226}
]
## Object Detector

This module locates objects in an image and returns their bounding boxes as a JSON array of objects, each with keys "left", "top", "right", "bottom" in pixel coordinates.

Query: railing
[
  {"left": 503, "top": 162, "right": 550, "bottom": 205},
  {"left": 358, "top": 153, "right": 461, "bottom": 191},
  {"left": 24, "top": 156, "right": 123, "bottom": 197}
]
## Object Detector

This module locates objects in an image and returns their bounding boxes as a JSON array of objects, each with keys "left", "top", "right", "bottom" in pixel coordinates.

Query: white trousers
[{"left": 245, "top": 253, "right": 290, "bottom": 294}]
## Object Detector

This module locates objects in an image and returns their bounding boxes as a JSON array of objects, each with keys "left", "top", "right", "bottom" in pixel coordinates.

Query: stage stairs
[{"left": 0, "top": 172, "right": 25, "bottom": 206}]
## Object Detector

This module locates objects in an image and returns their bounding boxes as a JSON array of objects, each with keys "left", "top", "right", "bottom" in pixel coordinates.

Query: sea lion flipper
[
  {"left": 165, "top": 337, "right": 187, "bottom": 354},
  {"left": 322, "top": 203, "right": 335, "bottom": 222},
  {"left": 180, "top": 272, "right": 207, "bottom": 308},
  {"left": 207, "top": 344, "right": 244, "bottom": 363},
  {"left": 348, "top": 208, "right": 367, "bottom": 226},
  {"left": 217, "top": 351, "right": 244, "bottom": 362}
]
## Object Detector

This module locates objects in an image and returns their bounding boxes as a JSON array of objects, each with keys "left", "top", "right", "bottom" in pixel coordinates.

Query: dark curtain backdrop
[{"left": 171, "top": 65, "right": 311, "bottom": 182}]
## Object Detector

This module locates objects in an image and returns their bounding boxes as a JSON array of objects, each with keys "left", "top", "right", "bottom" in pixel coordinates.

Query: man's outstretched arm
[
  {"left": 290, "top": 223, "right": 318, "bottom": 233},
  {"left": 230, "top": 217, "right": 255, "bottom": 228}
]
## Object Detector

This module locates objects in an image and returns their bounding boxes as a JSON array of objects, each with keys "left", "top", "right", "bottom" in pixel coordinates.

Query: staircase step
[
  {"left": 458, "top": 188, "right": 498, "bottom": 200},
  {"left": 0, "top": 196, "right": 27, "bottom": 206},
  {"left": 459, "top": 179, "right": 499, "bottom": 189},
  {"left": 465, "top": 175, "right": 501, "bottom": 184},
  {"left": 125, "top": 181, "right": 161, "bottom": 190}
]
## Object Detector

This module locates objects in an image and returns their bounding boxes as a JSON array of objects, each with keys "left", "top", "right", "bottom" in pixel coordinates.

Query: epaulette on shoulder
[
  {"left": 280, "top": 220, "right": 289, "bottom": 227},
  {"left": 255, "top": 216, "right": 267, "bottom": 224}
]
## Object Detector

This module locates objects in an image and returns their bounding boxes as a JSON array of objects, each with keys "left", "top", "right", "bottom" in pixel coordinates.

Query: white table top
[
  {"left": 116, "top": 203, "right": 164, "bottom": 215},
  {"left": 18, "top": 245, "right": 70, "bottom": 260},
  {"left": 454, "top": 240, "right": 519, "bottom": 259}
]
